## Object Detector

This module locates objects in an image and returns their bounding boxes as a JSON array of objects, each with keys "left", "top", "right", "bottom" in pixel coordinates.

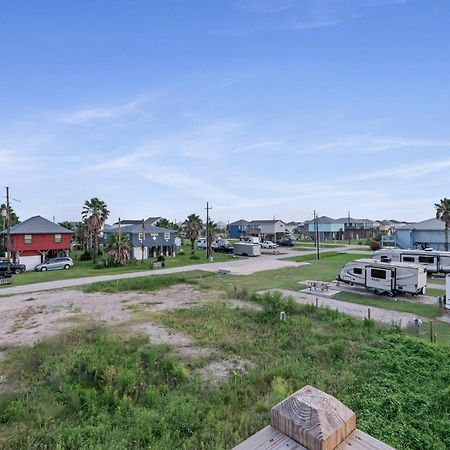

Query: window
[
  {"left": 418, "top": 256, "right": 435, "bottom": 264},
  {"left": 24, "top": 234, "right": 32, "bottom": 244},
  {"left": 164, "top": 232, "right": 170, "bottom": 240},
  {"left": 54, "top": 234, "right": 62, "bottom": 243},
  {"left": 353, "top": 268, "right": 362, "bottom": 275},
  {"left": 402, "top": 256, "right": 415, "bottom": 262},
  {"left": 371, "top": 269, "right": 387, "bottom": 279}
]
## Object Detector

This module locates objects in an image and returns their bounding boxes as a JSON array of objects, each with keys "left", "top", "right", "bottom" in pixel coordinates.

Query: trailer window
[
  {"left": 418, "top": 256, "right": 434, "bottom": 264},
  {"left": 353, "top": 268, "right": 362, "bottom": 274},
  {"left": 371, "top": 269, "right": 387, "bottom": 279},
  {"left": 402, "top": 256, "right": 415, "bottom": 262}
]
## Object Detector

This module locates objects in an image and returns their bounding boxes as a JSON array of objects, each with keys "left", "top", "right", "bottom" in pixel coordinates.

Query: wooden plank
[
  {"left": 233, "top": 425, "right": 308, "bottom": 450},
  {"left": 233, "top": 427, "right": 395, "bottom": 450},
  {"left": 270, "top": 385, "right": 356, "bottom": 450},
  {"left": 336, "top": 429, "right": 395, "bottom": 450}
]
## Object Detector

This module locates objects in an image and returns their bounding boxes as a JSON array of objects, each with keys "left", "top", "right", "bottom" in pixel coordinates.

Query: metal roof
[
  {"left": 397, "top": 218, "right": 445, "bottom": 231},
  {"left": 7, "top": 216, "right": 73, "bottom": 235},
  {"left": 106, "top": 224, "right": 175, "bottom": 234}
]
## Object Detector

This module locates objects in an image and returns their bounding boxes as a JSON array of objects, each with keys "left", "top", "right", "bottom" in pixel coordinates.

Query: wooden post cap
[{"left": 270, "top": 385, "right": 356, "bottom": 450}]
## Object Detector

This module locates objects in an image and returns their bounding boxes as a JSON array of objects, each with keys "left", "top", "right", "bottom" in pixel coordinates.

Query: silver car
[{"left": 35, "top": 257, "right": 74, "bottom": 271}]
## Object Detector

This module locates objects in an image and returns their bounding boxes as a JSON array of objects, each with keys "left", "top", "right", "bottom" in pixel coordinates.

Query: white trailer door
[{"left": 365, "top": 267, "right": 395, "bottom": 292}]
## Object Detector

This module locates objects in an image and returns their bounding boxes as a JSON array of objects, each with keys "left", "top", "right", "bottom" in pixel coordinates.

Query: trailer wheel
[{"left": 374, "top": 289, "right": 381, "bottom": 296}]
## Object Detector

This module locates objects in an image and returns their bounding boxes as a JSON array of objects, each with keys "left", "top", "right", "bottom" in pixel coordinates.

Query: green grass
[
  {"left": 82, "top": 271, "right": 214, "bottom": 294},
  {"left": 333, "top": 292, "right": 442, "bottom": 319},
  {"left": 428, "top": 276, "right": 447, "bottom": 285},
  {"left": 0, "top": 245, "right": 233, "bottom": 289},
  {"left": 427, "top": 288, "right": 446, "bottom": 297},
  {"left": 0, "top": 293, "right": 449, "bottom": 450}
]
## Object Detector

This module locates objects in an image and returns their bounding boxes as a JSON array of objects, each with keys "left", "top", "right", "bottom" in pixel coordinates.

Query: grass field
[
  {"left": 0, "top": 245, "right": 233, "bottom": 289},
  {"left": 0, "top": 292, "right": 449, "bottom": 450}
]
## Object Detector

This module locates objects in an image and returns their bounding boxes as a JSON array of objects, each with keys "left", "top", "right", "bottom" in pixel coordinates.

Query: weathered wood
[
  {"left": 232, "top": 385, "right": 396, "bottom": 450},
  {"left": 233, "top": 425, "right": 308, "bottom": 450},
  {"left": 233, "top": 426, "right": 395, "bottom": 450},
  {"left": 270, "top": 385, "right": 355, "bottom": 450}
]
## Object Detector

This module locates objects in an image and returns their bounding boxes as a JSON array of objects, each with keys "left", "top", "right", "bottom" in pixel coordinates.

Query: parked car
[
  {"left": 35, "top": 257, "right": 74, "bottom": 271},
  {"left": 278, "top": 238, "right": 294, "bottom": 247},
  {"left": 197, "top": 238, "right": 207, "bottom": 249},
  {"left": 261, "top": 241, "right": 278, "bottom": 249},
  {"left": 213, "top": 240, "right": 234, "bottom": 253},
  {"left": 0, "top": 262, "right": 26, "bottom": 274}
]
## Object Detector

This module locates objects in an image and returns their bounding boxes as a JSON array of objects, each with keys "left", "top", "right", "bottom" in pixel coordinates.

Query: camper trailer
[
  {"left": 338, "top": 259, "right": 427, "bottom": 296},
  {"left": 373, "top": 249, "right": 450, "bottom": 273},
  {"left": 233, "top": 242, "right": 261, "bottom": 257}
]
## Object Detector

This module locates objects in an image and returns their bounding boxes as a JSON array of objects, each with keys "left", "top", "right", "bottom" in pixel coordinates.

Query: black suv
[
  {"left": 278, "top": 238, "right": 294, "bottom": 247},
  {"left": 0, "top": 262, "right": 26, "bottom": 274}
]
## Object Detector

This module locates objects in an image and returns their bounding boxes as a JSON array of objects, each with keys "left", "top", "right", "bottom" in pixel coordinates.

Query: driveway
[{"left": 0, "top": 246, "right": 362, "bottom": 296}]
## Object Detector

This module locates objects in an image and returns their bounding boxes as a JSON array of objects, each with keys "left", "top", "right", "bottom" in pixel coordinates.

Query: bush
[
  {"left": 93, "top": 256, "right": 114, "bottom": 269},
  {"left": 369, "top": 240, "right": 381, "bottom": 251},
  {"left": 79, "top": 251, "right": 92, "bottom": 261},
  {"left": 189, "top": 254, "right": 200, "bottom": 260},
  {"left": 156, "top": 255, "right": 165, "bottom": 263}
]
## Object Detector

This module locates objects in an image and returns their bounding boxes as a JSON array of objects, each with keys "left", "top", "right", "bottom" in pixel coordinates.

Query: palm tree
[
  {"left": 107, "top": 232, "right": 132, "bottom": 265},
  {"left": 183, "top": 214, "right": 204, "bottom": 255},
  {"left": 81, "top": 198, "right": 110, "bottom": 257},
  {"left": 155, "top": 218, "right": 172, "bottom": 229},
  {"left": 206, "top": 219, "right": 221, "bottom": 255},
  {"left": 435, "top": 197, "right": 450, "bottom": 251}
]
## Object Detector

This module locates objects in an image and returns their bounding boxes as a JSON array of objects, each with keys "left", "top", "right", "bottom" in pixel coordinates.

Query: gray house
[
  {"left": 394, "top": 218, "right": 447, "bottom": 250},
  {"left": 104, "top": 223, "right": 177, "bottom": 259}
]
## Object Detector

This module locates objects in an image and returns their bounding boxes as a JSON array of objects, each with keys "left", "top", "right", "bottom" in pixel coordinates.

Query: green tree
[
  {"left": 155, "top": 218, "right": 172, "bottom": 229},
  {"left": 435, "top": 197, "right": 450, "bottom": 251},
  {"left": 183, "top": 214, "right": 204, "bottom": 255},
  {"left": 206, "top": 219, "right": 221, "bottom": 255},
  {"left": 58, "top": 221, "right": 74, "bottom": 231},
  {"left": 106, "top": 232, "right": 132, "bottom": 265},
  {"left": 81, "top": 198, "right": 110, "bottom": 257},
  {"left": 0, "top": 204, "right": 19, "bottom": 232}
]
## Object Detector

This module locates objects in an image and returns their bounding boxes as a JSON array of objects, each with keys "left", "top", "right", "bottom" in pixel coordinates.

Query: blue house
[
  {"left": 229, "top": 220, "right": 260, "bottom": 239},
  {"left": 103, "top": 223, "right": 177, "bottom": 259},
  {"left": 306, "top": 216, "right": 346, "bottom": 241},
  {"left": 394, "top": 218, "right": 447, "bottom": 250}
]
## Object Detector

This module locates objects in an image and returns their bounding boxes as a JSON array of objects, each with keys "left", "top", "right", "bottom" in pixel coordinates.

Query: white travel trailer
[
  {"left": 338, "top": 259, "right": 427, "bottom": 296},
  {"left": 373, "top": 249, "right": 450, "bottom": 273},
  {"left": 446, "top": 274, "right": 450, "bottom": 310},
  {"left": 233, "top": 241, "right": 261, "bottom": 257}
]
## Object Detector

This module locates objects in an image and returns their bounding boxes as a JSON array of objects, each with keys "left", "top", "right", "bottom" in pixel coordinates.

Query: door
[{"left": 365, "top": 267, "right": 394, "bottom": 291}]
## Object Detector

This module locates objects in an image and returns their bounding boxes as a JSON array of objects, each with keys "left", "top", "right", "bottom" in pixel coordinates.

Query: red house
[{"left": 5, "top": 216, "right": 73, "bottom": 270}]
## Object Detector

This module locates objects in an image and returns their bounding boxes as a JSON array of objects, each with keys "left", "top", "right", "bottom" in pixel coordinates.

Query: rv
[
  {"left": 338, "top": 259, "right": 427, "bottom": 296},
  {"left": 233, "top": 240, "right": 261, "bottom": 257},
  {"left": 373, "top": 249, "right": 450, "bottom": 274}
]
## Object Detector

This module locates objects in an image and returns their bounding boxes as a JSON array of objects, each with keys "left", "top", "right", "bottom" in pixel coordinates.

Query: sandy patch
[
  {"left": 227, "top": 299, "right": 263, "bottom": 311},
  {"left": 200, "top": 358, "right": 255, "bottom": 385},
  {"left": 0, "top": 285, "right": 206, "bottom": 348}
]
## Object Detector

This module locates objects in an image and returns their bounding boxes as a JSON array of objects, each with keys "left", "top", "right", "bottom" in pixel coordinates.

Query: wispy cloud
[
  {"left": 354, "top": 158, "right": 450, "bottom": 180},
  {"left": 302, "top": 135, "right": 450, "bottom": 154},
  {"left": 62, "top": 95, "right": 151, "bottom": 124}
]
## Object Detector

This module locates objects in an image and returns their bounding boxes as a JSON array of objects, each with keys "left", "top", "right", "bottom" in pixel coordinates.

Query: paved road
[{"left": 0, "top": 246, "right": 364, "bottom": 296}]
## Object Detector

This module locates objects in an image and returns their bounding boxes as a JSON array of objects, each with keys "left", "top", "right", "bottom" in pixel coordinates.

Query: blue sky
[{"left": 1, "top": 0, "right": 449, "bottom": 224}]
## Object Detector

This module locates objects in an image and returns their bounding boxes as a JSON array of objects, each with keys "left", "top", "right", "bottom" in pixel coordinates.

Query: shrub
[
  {"left": 369, "top": 240, "right": 381, "bottom": 251},
  {"left": 79, "top": 251, "right": 92, "bottom": 261},
  {"left": 157, "top": 255, "right": 166, "bottom": 263},
  {"left": 189, "top": 254, "right": 200, "bottom": 260}
]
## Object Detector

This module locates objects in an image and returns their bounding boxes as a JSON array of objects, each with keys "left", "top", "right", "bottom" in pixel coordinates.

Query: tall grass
[{"left": 1, "top": 293, "right": 446, "bottom": 449}]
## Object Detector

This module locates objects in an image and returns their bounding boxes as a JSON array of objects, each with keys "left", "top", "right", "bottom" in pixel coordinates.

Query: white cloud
[
  {"left": 62, "top": 95, "right": 150, "bottom": 124},
  {"left": 354, "top": 158, "right": 450, "bottom": 180}
]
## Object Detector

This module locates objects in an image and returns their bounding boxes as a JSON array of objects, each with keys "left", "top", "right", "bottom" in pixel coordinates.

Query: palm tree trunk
[{"left": 191, "top": 239, "right": 195, "bottom": 255}]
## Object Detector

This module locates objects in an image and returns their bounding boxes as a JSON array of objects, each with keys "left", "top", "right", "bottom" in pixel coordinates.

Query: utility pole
[
  {"left": 118, "top": 217, "right": 121, "bottom": 261},
  {"left": 141, "top": 219, "right": 145, "bottom": 263},
  {"left": 205, "top": 202, "right": 212, "bottom": 259},
  {"left": 314, "top": 210, "right": 320, "bottom": 260},
  {"left": 348, "top": 210, "right": 351, "bottom": 245},
  {"left": 6, "top": 187, "right": 11, "bottom": 272}
]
